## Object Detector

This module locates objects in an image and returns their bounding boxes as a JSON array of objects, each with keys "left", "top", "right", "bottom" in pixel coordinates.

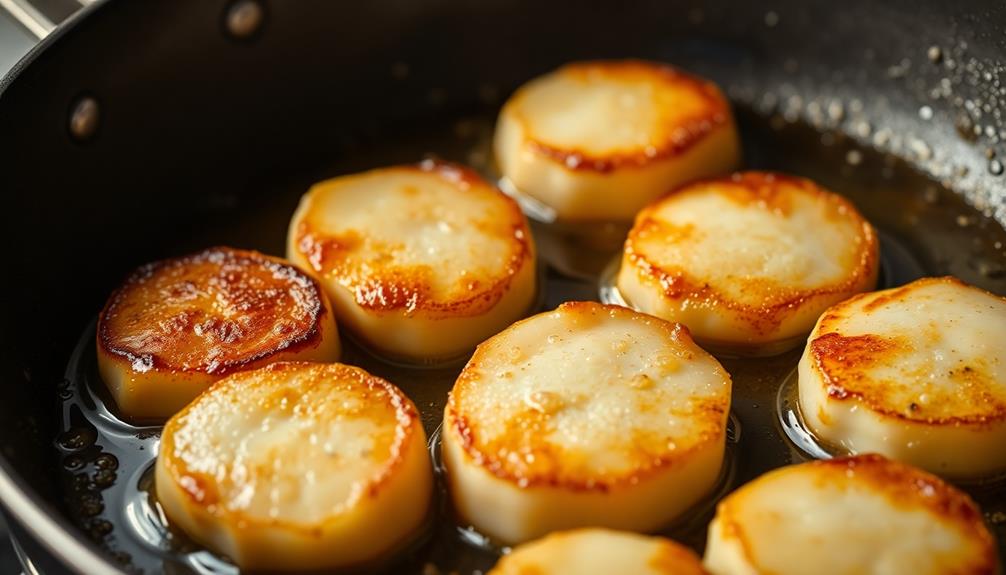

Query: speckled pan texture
[{"left": 0, "top": 3, "right": 1001, "bottom": 574}]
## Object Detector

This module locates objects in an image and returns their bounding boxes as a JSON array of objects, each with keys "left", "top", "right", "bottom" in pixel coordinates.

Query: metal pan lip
[
  {"left": 0, "top": 0, "right": 109, "bottom": 95},
  {"left": 0, "top": 3, "right": 126, "bottom": 573},
  {"left": 0, "top": 457, "right": 122, "bottom": 574},
  {"left": 0, "top": 0, "right": 96, "bottom": 93}
]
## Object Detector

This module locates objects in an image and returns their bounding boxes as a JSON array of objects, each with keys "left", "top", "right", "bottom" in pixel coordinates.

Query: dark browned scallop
[{"left": 97, "top": 246, "right": 340, "bottom": 420}]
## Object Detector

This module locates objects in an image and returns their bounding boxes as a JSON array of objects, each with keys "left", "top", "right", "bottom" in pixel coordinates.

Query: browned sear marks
[
  {"left": 516, "top": 60, "right": 733, "bottom": 173},
  {"left": 99, "top": 246, "right": 326, "bottom": 375}
]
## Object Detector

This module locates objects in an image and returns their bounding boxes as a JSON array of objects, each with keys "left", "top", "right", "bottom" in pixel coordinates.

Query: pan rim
[
  {"left": 0, "top": 1, "right": 126, "bottom": 572},
  {"left": 0, "top": 456, "right": 122, "bottom": 575}
]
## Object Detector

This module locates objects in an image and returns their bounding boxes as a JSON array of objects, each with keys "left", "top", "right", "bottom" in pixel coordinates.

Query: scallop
[
  {"left": 703, "top": 454, "right": 998, "bottom": 575},
  {"left": 287, "top": 160, "right": 537, "bottom": 363},
  {"left": 97, "top": 246, "right": 339, "bottom": 420},
  {"left": 798, "top": 276, "right": 1006, "bottom": 477},
  {"left": 155, "top": 362, "right": 433, "bottom": 571},
  {"left": 495, "top": 59, "right": 740, "bottom": 221},
  {"left": 442, "top": 301, "right": 731, "bottom": 544},
  {"left": 489, "top": 528, "right": 707, "bottom": 575},
  {"left": 617, "top": 172, "right": 878, "bottom": 355}
]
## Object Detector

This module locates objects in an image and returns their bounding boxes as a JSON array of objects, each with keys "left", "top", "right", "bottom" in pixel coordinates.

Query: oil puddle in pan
[{"left": 54, "top": 105, "right": 1006, "bottom": 574}]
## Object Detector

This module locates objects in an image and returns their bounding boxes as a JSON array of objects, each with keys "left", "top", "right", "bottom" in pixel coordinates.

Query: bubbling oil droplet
[
  {"left": 89, "top": 519, "right": 114, "bottom": 538},
  {"left": 78, "top": 492, "right": 105, "bottom": 517},
  {"left": 92, "top": 468, "right": 117, "bottom": 489},
  {"left": 989, "top": 158, "right": 1004, "bottom": 175},
  {"left": 57, "top": 427, "right": 98, "bottom": 451},
  {"left": 63, "top": 455, "right": 86, "bottom": 471},
  {"left": 94, "top": 453, "right": 119, "bottom": 470}
]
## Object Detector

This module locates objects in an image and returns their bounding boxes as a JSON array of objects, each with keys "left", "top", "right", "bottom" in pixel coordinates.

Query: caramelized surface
[
  {"left": 704, "top": 455, "right": 998, "bottom": 575},
  {"left": 155, "top": 362, "right": 432, "bottom": 570},
  {"left": 290, "top": 160, "right": 533, "bottom": 318},
  {"left": 508, "top": 60, "right": 732, "bottom": 171},
  {"left": 619, "top": 172, "right": 878, "bottom": 349},
  {"left": 159, "top": 362, "right": 419, "bottom": 526},
  {"left": 447, "top": 302, "right": 730, "bottom": 490},
  {"left": 807, "top": 277, "right": 1006, "bottom": 424},
  {"left": 98, "top": 247, "right": 327, "bottom": 375},
  {"left": 494, "top": 59, "right": 740, "bottom": 221}
]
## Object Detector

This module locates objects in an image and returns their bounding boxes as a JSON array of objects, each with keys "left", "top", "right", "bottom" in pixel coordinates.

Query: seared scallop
[
  {"left": 288, "top": 160, "right": 537, "bottom": 364},
  {"left": 156, "top": 362, "right": 433, "bottom": 571},
  {"left": 495, "top": 59, "right": 740, "bottom": 221},
  {"left": 442, "top": 301, "right": 731, "bottom": 544},
  {"left": 798, "top": 277, "right": 1006, "bottom": 478},
  {"left": 97, "top": 246, "right": 339, "bottom": 420},
  {"left": 489, "top": 528, "right": 707, "bottom": 575},
  {"left": 703, "top": 454, "right": 998, "bottom": 575},
  {"left": 617, "top": 172, "right": 878, "bottom": 355}
]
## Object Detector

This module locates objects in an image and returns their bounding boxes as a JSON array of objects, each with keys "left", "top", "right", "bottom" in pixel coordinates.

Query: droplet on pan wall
[
  {"left": 989, "top": 159, "right": 1004, "bottom": 175},
  {"left": 908, "top": 138, "right": 933, "bottom": 161},
  {"left": 927, "top": 45, "right": 943, "bottom": 64},
  {"left": 972, "top": 259, "right": 1005, "bottom": 279},
  {"left": 827, "top": 100, "right": 844, "bottom": 124},
  {"left": 872, "top": 128, "right": 892, "bottom": 147},
  {"left": 57, "top": 427, "right": 97, "bottom": 451},
  {"left": 854, "top": 120, "right": 872, "bottom": 138}
]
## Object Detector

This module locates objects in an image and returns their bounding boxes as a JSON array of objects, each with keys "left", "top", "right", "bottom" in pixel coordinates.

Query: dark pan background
[{"left": 1, "top": 1, "right": 1005, "bottom": 572}]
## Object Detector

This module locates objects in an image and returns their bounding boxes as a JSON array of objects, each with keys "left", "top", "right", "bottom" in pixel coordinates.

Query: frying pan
[{"left": 1, "top": 0, "right": 1005, "bottom": 573}]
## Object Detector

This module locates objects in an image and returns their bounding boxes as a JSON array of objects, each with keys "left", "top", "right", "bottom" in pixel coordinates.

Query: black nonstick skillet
[{"left": 1, "top": 1, "right": 1005, "bottom": 573}]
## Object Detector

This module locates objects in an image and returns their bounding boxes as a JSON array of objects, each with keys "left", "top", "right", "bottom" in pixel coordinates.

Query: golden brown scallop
[
  {"left": 495, "top": 59, "right": 740, "bottom": 221},
  {"left": 288, "top": 160, "right": 537, "bottom": 363},
  {"left": 616, "top": 172, "right": 878, "bottom": 355},
  {"left": 798, "top": 276, "right": 1006, "bottom": 478},
  {"left": 97, "top": 246, "right": 339, "bottom": 420},
  {"left": 489, "top": 528, "right": 708, "bottom": 575},
  {"left": 156, "top": 362, "right": 433, "bottom": 571},
  {"left": 442, "top": 301, "right": 731, "bottom": 544},
  {"left": 704, "top": 454, "right": 998, "bottom": 575}
]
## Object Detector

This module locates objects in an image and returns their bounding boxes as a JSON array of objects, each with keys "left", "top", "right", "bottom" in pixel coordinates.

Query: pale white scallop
[
  {"left": 97, "top": 246, "right": 340, "bottom": 421},
  {"left": 442, "top": 301, "right": 731, "bottom": 544},
  {"left": 287, "top": 160, "right": 536, "bottom": 363},
  {"left": 703, "top": 454, "right": 998, "bottom": 575},
  {"left": 495, "top": 59, "right": 740, "bottom": 221},
  {"left": 155, "top": 362, "right": 432, "bottom": 571},
  {"left": 798, "top": 276, "right": 1006, "bottom": 478},
  {"left": 617, "top": 172, "right": 878, "bottom": 355},
  {"left": 489, "top": 528, "right": 707, "bottom": 575}
]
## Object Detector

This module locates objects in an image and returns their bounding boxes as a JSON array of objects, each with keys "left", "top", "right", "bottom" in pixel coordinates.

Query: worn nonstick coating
[{"left": 1, "top": 1, "right": 1005, "bottom": 573}]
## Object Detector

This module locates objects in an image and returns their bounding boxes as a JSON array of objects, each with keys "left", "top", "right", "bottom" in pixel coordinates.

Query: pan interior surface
[
  {"left": 1, "top": 1, "right": 1005, "bottom": 573},
  {"left": 53, "top": 107, "right": 1006, "bottom": 574}
]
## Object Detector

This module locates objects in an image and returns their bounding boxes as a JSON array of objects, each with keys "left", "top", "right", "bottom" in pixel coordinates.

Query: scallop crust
[
  {"left": 443, "top": 301, "right": 731, "bottom": 544},
  {"left": 798, "top": 276, "right": 1006, "bottom": 477},
  {"left": 97, "top": 246, "right": 340, "bottom": 420},
  {"left": 617, "top": 171, "right": 878, "bottom": 355},
  {"left": 489, "top": 528, "right": 708, "bottom": 575},
  {"left": 288, "top": 160, "right": 537, "bottom": 363},
  {"left": 155, "top": 362, "right": 433, "bottom": 571},
  {"left": 495, "top": 59, "right": 740, "bottom": 221},
  {"left": 703, "top": 454, "right": 998, "bottom": 575}
]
